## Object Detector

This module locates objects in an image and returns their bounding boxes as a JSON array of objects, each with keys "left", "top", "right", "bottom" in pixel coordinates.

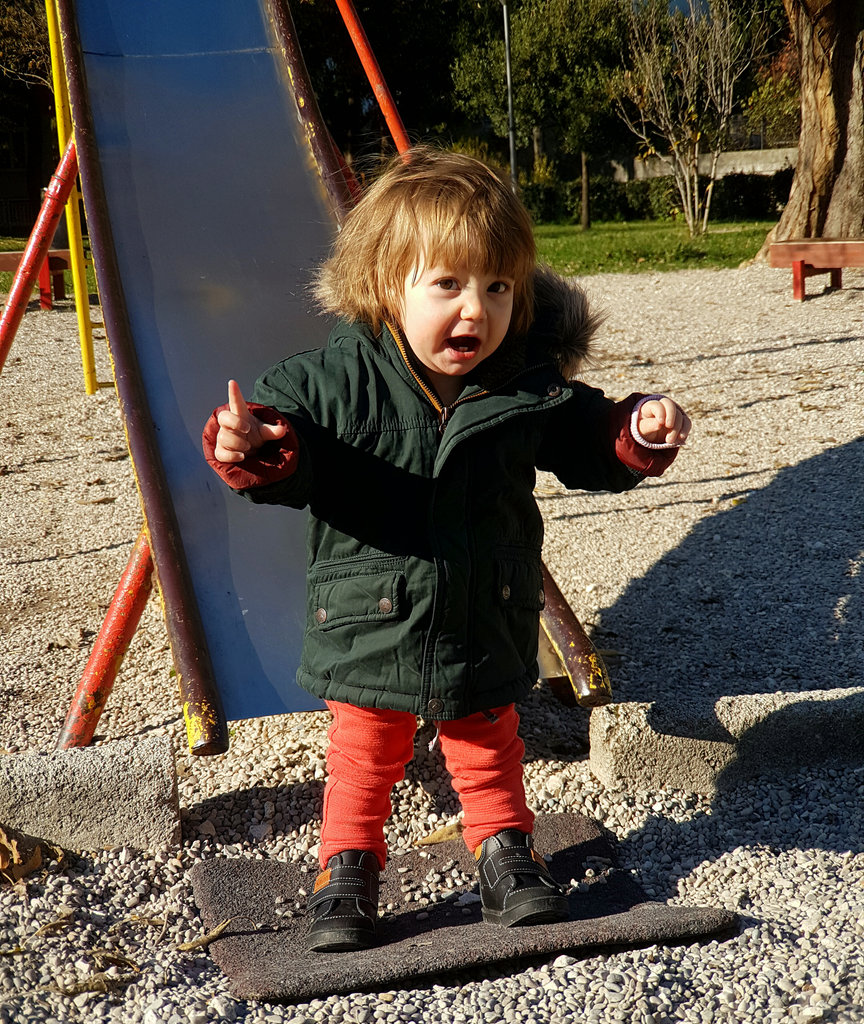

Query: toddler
[{"left": 202, "top": 147, "right": 690, "bottom": 952}]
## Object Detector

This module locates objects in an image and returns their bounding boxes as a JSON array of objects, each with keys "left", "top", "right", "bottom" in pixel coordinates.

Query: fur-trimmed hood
[{"left": 530, "top": 265, "right": 604, "bottom": 380}]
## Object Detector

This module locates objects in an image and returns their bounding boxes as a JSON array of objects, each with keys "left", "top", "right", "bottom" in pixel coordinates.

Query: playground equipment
[
  {"left": 0, "top": 141, "right": 79, "bottom": 373},
  {"left": 15, "top": 0, "right": 611, "bottom": 757},
  {"left": 769, "top": 237, "right": 864, "bottom": 300}
]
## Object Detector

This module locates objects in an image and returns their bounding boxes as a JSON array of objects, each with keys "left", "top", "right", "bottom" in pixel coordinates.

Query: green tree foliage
[
  {"left": 451, "top": 0, "right": 629, "bottom": 175},
  {"left": 745, "top": 35, "right": 799, "bottom": 146}
]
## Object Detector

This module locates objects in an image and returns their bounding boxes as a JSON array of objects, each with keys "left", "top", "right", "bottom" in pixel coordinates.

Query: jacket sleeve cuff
[
  {"left": 611, "top": 393, "right": 679, "bottom": 478},
  {"left": 202, "top": 402, "right": 300, "bottom": 490}
]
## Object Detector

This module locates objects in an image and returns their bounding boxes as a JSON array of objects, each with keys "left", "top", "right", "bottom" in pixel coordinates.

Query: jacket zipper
[
  {"left": 385, "top": 319, "right": 558, "bottom": 712},
  {"left": 386, "top": 320, "right": 549, "bottom": 433}
]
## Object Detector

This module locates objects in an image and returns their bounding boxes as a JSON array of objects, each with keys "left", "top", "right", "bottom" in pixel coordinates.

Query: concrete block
[
  {"left": 0, "top": 736, "right": 181, "bottom": 851},
  {"left": 589, "top": 686, "right": 864, "bottom": 795}
]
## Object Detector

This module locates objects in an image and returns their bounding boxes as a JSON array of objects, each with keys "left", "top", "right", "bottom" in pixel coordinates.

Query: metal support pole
[
  {"left": 56, "top": 531, "right": 154, "bottom": 749},
  {"left": 540, "top": 565, "right": 612, "bottom": 707},
  {"left": 332, "top": 0, "right": 412, "bottom": 154},
  {"left": 45, "top": 0, "right": 100, "bottom": 394},
  {"left": 501, "top": 0, "right": 518, "bottom": 192}
]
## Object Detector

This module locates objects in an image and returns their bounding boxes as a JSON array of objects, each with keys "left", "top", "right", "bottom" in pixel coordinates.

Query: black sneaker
[
  {"left": 476, "top": 829, "right": 569, "bottom": 927},
  {"left": 305, "top": 849, "right": 380, "bottom": 952}
]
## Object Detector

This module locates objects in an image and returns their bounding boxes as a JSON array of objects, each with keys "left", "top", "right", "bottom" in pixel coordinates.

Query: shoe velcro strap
[
  {"left": 308, "top": 865, "right": 378, "bottom": 911},
  {"left": 480, "top": 847, "right": 551, "bottom": 889}
]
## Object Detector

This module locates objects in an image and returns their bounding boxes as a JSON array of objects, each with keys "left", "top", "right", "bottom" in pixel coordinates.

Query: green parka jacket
[{"left": 207, "top": 272, "right": 675, "bottom": 720}]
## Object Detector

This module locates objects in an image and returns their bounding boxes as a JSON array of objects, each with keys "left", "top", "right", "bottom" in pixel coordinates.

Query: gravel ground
[{"left": 1, "top": 263, "right": 863, "bottom": 1023}]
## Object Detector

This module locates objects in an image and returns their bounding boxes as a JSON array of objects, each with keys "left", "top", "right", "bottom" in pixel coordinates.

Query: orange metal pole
[
  {"left": 56, "top": 531, "right": 154, "bottom": 748},
  {"left": 0, "top": 139, "right": 78, "bottom": 375},
  {"left": 332, "top": 0, "right": 411, "bottom": 155}
]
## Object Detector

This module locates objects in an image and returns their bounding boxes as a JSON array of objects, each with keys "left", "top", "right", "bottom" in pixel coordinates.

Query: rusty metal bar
[
  {"left": 56, "top": 532, "right": 154, "bottom": 749},
  {"left": 0, "top": 139, "right": 78, "bottom": 375},
  {"left": 540, "top": 565, "right": 612, "bottom": 708},
  {"left": 266, "top": 0, "right": 358, "bottom": 219}
]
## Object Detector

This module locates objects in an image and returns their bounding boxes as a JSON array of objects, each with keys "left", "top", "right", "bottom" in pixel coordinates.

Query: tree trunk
[
  {"left": 580, "top": 151, "right": 590, "bottom": 231},
  {"left": 769, "top": 0, "right": 864, "bottom": 246},
  {"left": 532, "top": 125, "right": 545, "bottom": 168}
]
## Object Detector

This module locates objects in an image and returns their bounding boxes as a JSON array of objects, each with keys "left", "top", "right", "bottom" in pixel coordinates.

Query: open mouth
[{"left": 445, "top": 337, "right": 480, "bottom": 359}]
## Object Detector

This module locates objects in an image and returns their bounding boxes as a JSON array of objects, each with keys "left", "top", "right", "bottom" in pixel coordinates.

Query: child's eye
[
  {"left": 488, "top": 280, "right": 510, "bottom": 294},
  {"left": 436, "top": 278, "right": 459, "bottom": 291}
]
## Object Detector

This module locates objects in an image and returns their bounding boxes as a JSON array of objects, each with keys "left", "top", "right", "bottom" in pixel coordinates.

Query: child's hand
[
  {"left": 213, "top": 380, "right": 288, "bottom": 463},
  {"left": 636, "top": 397, "right": 691, "bottom": 446}
]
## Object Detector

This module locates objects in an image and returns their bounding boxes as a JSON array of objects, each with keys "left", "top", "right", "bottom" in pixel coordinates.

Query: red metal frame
[
  {"left": 792, "top": 260, "right": 842, "bottom": 301},
  {"left": 56, "top": 531, "right": 154, "bottom": 749},
  {"left": 0, "top": 139, "right": 78, "bottom": 375}
]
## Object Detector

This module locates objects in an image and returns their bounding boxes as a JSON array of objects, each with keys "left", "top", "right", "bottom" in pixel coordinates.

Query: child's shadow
[
  {"left": 578, "top": 437, "right": 864, "bottom": 922},
  {"left": 589, "top": 437, "right": 863, "bottom": 761}
]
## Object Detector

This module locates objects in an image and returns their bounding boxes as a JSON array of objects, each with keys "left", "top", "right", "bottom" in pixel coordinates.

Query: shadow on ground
[{"left": 594, "top": 436, "right": 863, "bottom": 710}]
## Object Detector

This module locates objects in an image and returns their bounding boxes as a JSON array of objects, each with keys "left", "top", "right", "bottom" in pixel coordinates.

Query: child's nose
[{"left": 460, "top": 289, "right": 486, "bottom": 320}]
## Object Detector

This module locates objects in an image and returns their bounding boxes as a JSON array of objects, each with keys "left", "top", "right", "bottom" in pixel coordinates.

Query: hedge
[{"left": 521, "top": 169, "right": 794, "bottom": 225}]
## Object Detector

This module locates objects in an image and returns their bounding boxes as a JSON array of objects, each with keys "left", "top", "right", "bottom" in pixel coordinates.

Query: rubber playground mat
[{"left": 189, "top": 814, "right": 738, "bottom": 1001}]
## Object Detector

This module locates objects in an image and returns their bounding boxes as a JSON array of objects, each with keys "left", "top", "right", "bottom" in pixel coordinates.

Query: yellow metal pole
[{"left": 45, "top": 0, "right": 103, "bottom": 395}]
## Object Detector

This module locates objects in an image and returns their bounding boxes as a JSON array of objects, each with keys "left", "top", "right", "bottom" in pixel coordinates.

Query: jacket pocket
[
  {"left": 309, "top": 555, "right": 406, "bottom": 632},
  {"left": 495, "top": 547, "right": 545, "bottom": 611}
]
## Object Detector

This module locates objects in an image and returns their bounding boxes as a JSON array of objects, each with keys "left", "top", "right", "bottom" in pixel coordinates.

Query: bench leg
[
  {"left": 792, "top": 260, "right": 805, "bottom": 301},
  {"left": 830, "top": 268, "right": 842, "bottom": 290},
  {"left": 38, "top": 258, "right": 53, "bottom": 310}
]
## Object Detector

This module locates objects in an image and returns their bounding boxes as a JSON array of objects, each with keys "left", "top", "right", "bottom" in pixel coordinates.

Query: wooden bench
[
  {"left": 769, "top": 238, "right": 864, "bottom": 301},
  {"left": 0, "top": 249, "right": 72, "bottom": 310}
]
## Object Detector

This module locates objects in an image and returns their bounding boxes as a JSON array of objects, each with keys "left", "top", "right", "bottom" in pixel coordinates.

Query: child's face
[{"left": 400, "top": 261, "right": 515, "bottom": 392}]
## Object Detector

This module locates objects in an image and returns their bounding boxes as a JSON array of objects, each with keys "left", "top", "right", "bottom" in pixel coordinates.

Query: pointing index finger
[{"left": 227, "top": 379, "right": 249, "bottom": 418}]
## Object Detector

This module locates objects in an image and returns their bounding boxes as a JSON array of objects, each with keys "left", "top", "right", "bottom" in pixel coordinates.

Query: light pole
[{"left": 500, "top": 1, "right": 518, "bottom": 191}]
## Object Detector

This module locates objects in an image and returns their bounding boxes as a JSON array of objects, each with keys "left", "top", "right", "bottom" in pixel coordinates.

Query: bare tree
[{"left": 617, "top": 0, "right": 767, "bottom": 236}]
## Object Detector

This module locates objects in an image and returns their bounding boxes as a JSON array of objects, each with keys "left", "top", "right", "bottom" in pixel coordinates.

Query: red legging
[{"left": 319, "top": 701, "right": 534, "bottom": 870}]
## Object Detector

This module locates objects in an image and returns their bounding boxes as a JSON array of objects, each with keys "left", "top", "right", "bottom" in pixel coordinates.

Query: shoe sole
[
  {"left": 482, "top": 898, "right": 570, "bottom": 928},
  {"left": 305, "top": 926, "right": 376, "bottom": 953}
]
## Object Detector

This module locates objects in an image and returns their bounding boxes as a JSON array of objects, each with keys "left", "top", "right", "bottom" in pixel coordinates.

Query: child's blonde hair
[{"left": 314, "top": 146, "right": 537, "bottom": 336}]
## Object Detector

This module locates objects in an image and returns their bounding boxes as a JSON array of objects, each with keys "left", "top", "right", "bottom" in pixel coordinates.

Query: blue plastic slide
[{"left": 58, "top": 0, "right": 340, "bottom": 733}]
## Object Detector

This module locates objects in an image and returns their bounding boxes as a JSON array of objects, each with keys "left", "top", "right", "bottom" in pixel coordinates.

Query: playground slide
[{"left": 57, "top": 0, "right": 339, "bottom": 728}]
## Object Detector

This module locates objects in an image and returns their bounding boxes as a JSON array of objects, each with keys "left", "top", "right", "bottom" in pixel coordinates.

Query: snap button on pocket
[
  {"left": 538, "top": 589, "right": 546, "bottom": 608},
  {"left": 547, "top": 384, "right": 562, "bottom": 398},
  {"left": 501, "top": 584, "right": 511, "bottom": 600},
  {"left": 315, "top": 608, "right": 328, "bottom": 624},
  {"left": 378, "top": 597, "right": 393, "bottom": 613},
  {"left": 427, "top": 698, "right": 444, "bottom": 715}
]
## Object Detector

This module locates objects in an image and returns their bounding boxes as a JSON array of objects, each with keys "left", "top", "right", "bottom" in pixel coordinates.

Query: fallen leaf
[
  {"left": 30, "top": 907, "right": 76, "bottom": 940},
  {"left": 0, "top": 825, "right": 64, "bottom": 884},
  {"left": 174, "top": 916, "right": 257, "bottom": 952},
  {"left": 416, "top": 822, "right": 464, "bottom": 846}
]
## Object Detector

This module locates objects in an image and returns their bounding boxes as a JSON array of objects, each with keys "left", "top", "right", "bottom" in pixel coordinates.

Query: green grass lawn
[
  {"left": 535, "top": 219, "right": 775, "bottom": 276},
  {"left": 2, "top": 219, "right": 774, "bottom": 295}
]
